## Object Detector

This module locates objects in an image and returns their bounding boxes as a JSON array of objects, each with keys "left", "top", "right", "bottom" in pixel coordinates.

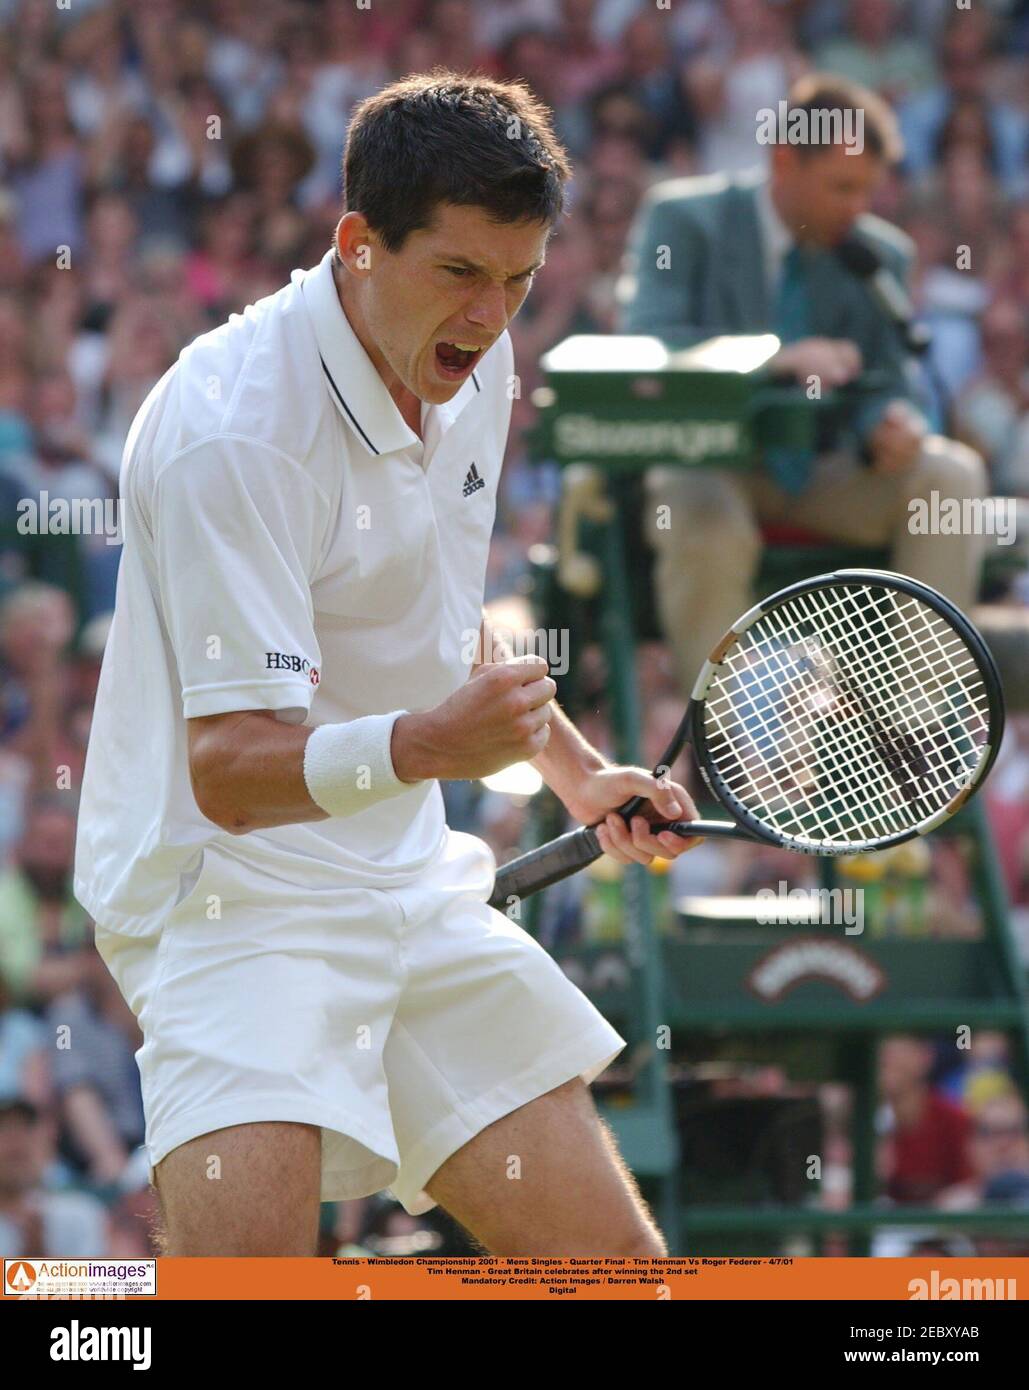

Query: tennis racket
[{"left": 488, "top": 569, "right": 1004, "bottom": 910}]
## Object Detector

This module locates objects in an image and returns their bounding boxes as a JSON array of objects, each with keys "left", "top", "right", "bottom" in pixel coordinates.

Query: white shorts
[{"left": 94, "top": 828, "right": 625, "bottom": 1215}]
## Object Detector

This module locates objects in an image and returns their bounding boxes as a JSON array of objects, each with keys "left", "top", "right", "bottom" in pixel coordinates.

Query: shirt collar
[
  {"left": 755, "top": 177, "right": 795, "bottom": 287},
  {"left": 295, "top": 250, "right": 482, "bottom": 457}
]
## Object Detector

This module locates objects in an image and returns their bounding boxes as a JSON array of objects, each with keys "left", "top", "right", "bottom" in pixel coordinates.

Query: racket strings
[
  {"left": 812, "top": 586, "right": 988, "bottom": 774},
  {"left": 790, "top": 589, "right": 978, "bottom": 782},
  {"left": 814, "top": 588, "right": 986, "bottom": 792},
  {"left": 778, "top": 590, "right": 979, "bottom": 833},
  {"left": 701, "top": 582, "right": 992, "bottom": 848},
  {"left": 710, "top": 589, "right": 987, "bottom": 842},
  {"left": 706, "top": 596, "right": 918, "bottom": 837},
  {"left": 706, "top": 654, "right": 927, "bottom": 845},
  {"left": 708, "top": 618, "right": 918, "bottom": 843}
]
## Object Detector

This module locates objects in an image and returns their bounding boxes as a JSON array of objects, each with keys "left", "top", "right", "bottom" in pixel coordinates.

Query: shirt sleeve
[{"left": 152, "top": 435, "right": 328, "bottom": 722}]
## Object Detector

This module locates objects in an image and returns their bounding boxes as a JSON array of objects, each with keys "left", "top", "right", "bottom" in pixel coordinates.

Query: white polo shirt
[{"left": 74, "top": 249, "right": 514, "bottom": 935}]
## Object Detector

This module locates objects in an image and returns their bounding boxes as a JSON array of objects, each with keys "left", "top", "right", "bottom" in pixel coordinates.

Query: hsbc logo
[{"left": 265, "top": 652, "right": 320, "bottom": 684}]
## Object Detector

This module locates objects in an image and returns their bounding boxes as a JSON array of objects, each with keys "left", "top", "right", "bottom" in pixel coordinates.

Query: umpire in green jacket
[{"left": 617, "top": 74, "right": 986, "bottom": 694}]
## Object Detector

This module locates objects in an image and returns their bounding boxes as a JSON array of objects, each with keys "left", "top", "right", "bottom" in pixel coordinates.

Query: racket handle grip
[{"left": 488, "top": 825, "right": 602, "bottom": 911}]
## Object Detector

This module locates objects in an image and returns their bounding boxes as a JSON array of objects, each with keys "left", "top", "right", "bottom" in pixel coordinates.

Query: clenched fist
[{"left": 392, "top": 655, "right": 557, "bottom": 782}]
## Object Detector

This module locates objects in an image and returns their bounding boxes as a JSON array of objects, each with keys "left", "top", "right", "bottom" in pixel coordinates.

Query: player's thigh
[
  {"left": 153, "top": 1121, "right": 322, "bottom": 1256},
  {"left": 425, "top": 1077, "right": 666, "bottom": 1256}
]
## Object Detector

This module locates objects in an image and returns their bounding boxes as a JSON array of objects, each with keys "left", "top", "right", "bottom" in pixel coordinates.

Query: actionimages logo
[
  {"left": 5, "top": 1257, "right": 156, "bottom": 1298},
  {"left": 265, "top": 652, "right": 320, "bottom": 685}
]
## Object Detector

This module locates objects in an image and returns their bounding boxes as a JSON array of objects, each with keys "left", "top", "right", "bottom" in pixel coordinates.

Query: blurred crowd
[{"left": 1, "top": 0, "right": 1028, "bottom": 1258}]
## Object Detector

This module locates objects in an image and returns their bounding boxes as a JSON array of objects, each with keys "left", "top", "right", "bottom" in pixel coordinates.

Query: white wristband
[{"left": 303, "top": 711, "right": 416, "bottom": 819}]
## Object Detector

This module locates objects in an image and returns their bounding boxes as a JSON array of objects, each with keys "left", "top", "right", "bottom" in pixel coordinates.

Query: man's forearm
[{"left": 530, "top": 700, "right": 609, "bottom": 819}]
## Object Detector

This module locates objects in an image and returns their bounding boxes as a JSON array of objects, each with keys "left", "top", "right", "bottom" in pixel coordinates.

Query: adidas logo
[{"left": 462, "top": 462, "right": 485, "bottom": 497}]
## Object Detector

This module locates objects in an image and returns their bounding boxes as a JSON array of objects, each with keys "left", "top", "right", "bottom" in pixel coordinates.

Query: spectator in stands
[
  {"left": 4, "top": 60, "right": 86, "bottom": 265},
  {"left": 61, "top": 4, "right": 147, "bottom": 141},
  {"left": 955, "top": 298, "right": 1029, "bottom": 496},
  {"left": 203, "top": 0, "right": 283, "bottom": 132},
  {"left": 82, "top": 192, "right": 139, "bottom": 322},
  {"left": 0, "top": 794, "right": 91, "bottom": 1008},
  {"left": 0, "top": 972, "right": 48, "bottom": 1105},
  {"left": 89, "top": 290, "right": 179, "bottom": 489},
  {"left": 45, "top": 929, "right": 145, "bottom": 1185},
  {"left": 986, "top": 714, "right": 1029, "bottom": 940},
  {"left": 23, "top": 368, "right": 120, "bottom": 621},
  {"left": 86, "top": 114, "right": 197, "bottom": 248},
  {"left": 476, "top": 0, "right": 559, "bottom": 56},
  {"left": 686, "top": 0, "right": 807, "bottom": 176},
  {"left": 995, "top": 201, "right": 1029, "bottom": 313},
  {"left": 0, "top": 1097, "right": 110, "bottom": 1257},
  {"left": 552, "top": 0, "right": 621, "bottom": 106},
  {"left": 0, "top": 583, "right": 76, "bottom": 787},
  {"left": 593, "top": 11, "right": 696, "bottom": 164},
  {"left": 0, "top": 742, "right": 30, "bottom": 875},
  {"left": 879, "top": 1035, "right": 975, "bottom": 1204},
  {"left": 813, "top": 0, "right": 936, "bottom": 104},
  {"left": 183, "top": 193, "right": 263, "bottom": 319},
  {"left": 618, "top": 74, "right": 987, "bottom": 693},
  {"left": 295, "top": 7, "right": 386, "bottom": 209},
  {"left": 426, "top": 0, "right": 492, "bottom": 83},
  {"left": 897, "top": 9, "right": 1028, "bottom": 196},
  {"left": 499, "top": 25, "right": 589, "bottom": 159},
  {"left": 937, "top": 1030, "right": 1016, "bottom": 1112},
  {"left": 229, "top": 107, "right": 316, "bottom": 228},
  {"left": 0, "top": 288, "right": 30, "bottom": 416},
  {"left": 936, "top": 1090, "right": 1029, "bottom": 1213}
]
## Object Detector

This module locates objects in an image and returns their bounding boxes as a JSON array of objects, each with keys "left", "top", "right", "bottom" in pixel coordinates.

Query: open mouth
[{"left": 434, "top": 340, "right": 485, "bottom": 379}]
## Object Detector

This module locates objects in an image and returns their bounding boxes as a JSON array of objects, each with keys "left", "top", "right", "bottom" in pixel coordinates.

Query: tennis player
[{"left": 74, "top": 72, "right": 699, "bottom": 1257}]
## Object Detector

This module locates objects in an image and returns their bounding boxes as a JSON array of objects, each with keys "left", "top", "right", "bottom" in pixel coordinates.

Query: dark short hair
[
  {"left": 342, "top": 69, "right": 572, "bottom": 255},
  {"left": 785, "top": 73, "right": 904, "bottom": 164}
]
